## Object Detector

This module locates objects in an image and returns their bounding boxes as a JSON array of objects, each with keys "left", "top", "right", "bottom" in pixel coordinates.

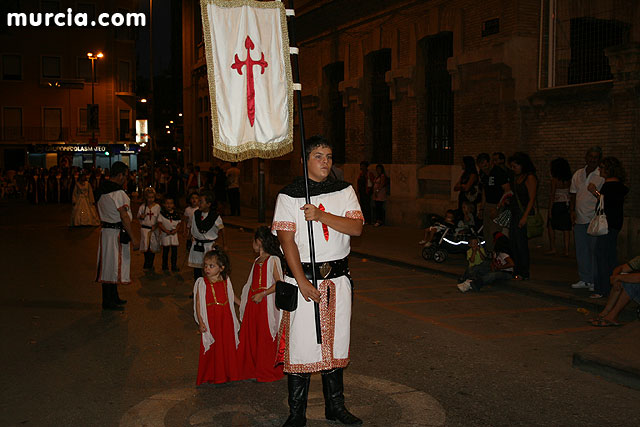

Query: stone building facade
[{"left": 183, "top": 0, "right": 640, "bottom": 256}]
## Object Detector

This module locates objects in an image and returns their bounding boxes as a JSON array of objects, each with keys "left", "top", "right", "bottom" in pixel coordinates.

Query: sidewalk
[
  {"left": 222, "top": 207, "right": 635, "bottom": 315},
  {"left": 223, "top": 207, "right": 640, "bottom": 390}
]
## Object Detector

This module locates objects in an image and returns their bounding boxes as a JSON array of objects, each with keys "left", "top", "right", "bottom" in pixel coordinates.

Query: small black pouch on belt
[
  {"left": 275, "top": 280, "right": 298, "bottom": 312},
  {"left": 120, "top": 228, "right": 131, "bottom": 244}
]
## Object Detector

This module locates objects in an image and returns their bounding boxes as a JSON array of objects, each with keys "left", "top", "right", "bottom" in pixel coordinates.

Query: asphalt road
[{"left": 1, "top": 201, "right": 638, "bottom": 426}]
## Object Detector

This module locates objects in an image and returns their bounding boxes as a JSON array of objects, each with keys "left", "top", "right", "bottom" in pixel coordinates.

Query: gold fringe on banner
[{"left": 200, "top": 0, "right": 294, "bottom": 162}]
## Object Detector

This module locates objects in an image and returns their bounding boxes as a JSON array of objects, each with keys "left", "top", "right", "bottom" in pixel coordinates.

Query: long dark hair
[
  {"left": 255, "top": 226, "right": 283, "bottom": 259},
  {"left": 508, "top": 152, "right": 536, "bottom": 175},
  {"left": 462, "top": 156, "right": 478, "bottom": 177},
  {"left": 550, "top": 157, "right": 572, "bottom": 182}
]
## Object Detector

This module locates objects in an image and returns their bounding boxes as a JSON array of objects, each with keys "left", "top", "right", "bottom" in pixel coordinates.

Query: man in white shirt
[{"left": 569, "top": 147, "right": 604, "bottom": 291}]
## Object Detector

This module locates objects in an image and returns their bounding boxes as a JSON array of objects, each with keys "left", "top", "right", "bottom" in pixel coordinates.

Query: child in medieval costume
[
  {"left": 70, "top": 172, "right": 100, "bottom": 226},
  {"left": 237, "top": 226, "right": 284, "bottom": 382},
  {"left": 138, "top": 187, "right": 161, "bottom": 271},
  {"left": 95, "top": 162, "right": 138, "bottom": 311},
  {"left": 157, "top": 196, "right": 182, "bottom": 272},
  {"left": 272, "top": 136, "right": 364, "bottom": 426},
  {"left": 193, "top": 248, "right": 241, "bottom": 385},
  {"left": 188, "top": 192, "right": 225, "bottom": 282},
  {"left": 183, "top": 191, "right": 200, "bottom": 254}
]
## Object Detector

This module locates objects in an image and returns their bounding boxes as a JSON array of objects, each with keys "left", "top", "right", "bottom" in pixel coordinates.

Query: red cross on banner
[{"left": 231, "top": 36, "right": 268, "bottom": 128}]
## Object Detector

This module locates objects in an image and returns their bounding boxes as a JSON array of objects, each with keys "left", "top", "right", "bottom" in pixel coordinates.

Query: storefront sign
[{"left": 28, "top": 144, "right": 140, "bottom": 154}]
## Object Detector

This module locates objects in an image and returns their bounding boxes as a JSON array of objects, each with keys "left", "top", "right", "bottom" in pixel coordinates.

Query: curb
[
  {"left": 224, "top": 219, "right": 637, "bottom": 317},
  {"left": 573, "top": 351, "right": 640, "bottom": 391}
]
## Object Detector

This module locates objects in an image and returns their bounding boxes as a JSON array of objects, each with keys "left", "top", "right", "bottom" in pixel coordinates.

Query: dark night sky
[{"left": 136, "top": 0, "right": 173, "bottom": 78}]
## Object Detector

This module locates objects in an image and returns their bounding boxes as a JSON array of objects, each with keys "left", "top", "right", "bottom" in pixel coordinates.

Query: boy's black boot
[
  {"left": 283, "top": 373, "right": 310, "bottom": 427},
  {"left": 102, "top": 284, "right": 124, "bottom": 311},
  {"left": 321, "top": 368, "right": 362, "bottom": 425},
  {"left": 114, "top": 285, "right": 127, "bottom": 305}
]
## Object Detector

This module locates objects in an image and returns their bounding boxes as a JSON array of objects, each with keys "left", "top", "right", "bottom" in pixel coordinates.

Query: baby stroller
[{"left": 421, "top": 215, "right": 485, "bottom": 263}]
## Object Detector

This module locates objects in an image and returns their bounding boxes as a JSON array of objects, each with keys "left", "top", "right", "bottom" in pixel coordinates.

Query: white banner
[{"left": 201, "top": 0, "right": 294, "bottom": 161}]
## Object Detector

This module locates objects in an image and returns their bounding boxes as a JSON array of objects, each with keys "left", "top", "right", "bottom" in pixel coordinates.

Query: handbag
[
  {"left": 514, "top": 189, "right": 544, "bottom": 239},
  {"left": 493, "top": 208, "right": 512, "bottom": 228},
  {"left": 149, "top": 230, "right": 161, "bottom": 253},
  {"left": 275, "top": 280, "right": 298, "bottom": 312},
  {"left": 587, "top": 195, "right": 608, "bottom": 236}
]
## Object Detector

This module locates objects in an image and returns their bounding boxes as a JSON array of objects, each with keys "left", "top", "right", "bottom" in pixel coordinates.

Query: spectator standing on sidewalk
[
  {"left": 588, "top": 157, "right": 628, "bottom": 299},
  {"left": 569, "top": 147, "right": 605, "bottom": 291},
  {"left": 227, "top": 162, "right": 241, "bottom": 216},
  {"left": 372, "top": 164, "right": 388, "bottom": 227},
  {"left": 454, "top": 156, "right": 479, "bottom": 212},
  {"left": 508, "top": 152, "right": 537, "bottom": 281},
  {"left": 356, "top": 161, "right": 374, "bottom": 224},
  {"left": 546, "top": 158, "right": 573, "bottom": 256},
  {"left": 477, "top": 153, "right": 511, "bottom": 251}
]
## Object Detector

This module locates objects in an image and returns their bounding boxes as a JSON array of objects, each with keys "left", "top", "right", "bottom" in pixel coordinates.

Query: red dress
[
  {"left": 196, "top": 277, "right": 240, "bottom": 385},
  {"left": 237, "top": 261, "right": 284, "bottom": 382}
]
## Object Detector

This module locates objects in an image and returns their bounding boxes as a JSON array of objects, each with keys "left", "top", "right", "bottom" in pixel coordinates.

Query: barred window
[{"left": 539, "top": 0, "right": 633, "bottom": 88}]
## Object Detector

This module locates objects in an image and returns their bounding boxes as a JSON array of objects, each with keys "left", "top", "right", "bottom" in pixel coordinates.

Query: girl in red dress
[
  {"left": 193, "top": 248, "right": 241, "bottom": 385},
  {"left": 238, "top": 226, "right": 284, "bottom": 382}
]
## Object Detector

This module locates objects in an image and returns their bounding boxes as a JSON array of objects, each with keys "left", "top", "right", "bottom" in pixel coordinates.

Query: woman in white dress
[{"left": 70, "top": 173, "right": 100, "bottom": 226}]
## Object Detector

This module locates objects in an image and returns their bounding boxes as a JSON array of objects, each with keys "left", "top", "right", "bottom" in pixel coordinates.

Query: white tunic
[
  {"left": 137, "top": 203, "right": 161, "bottom": 251},
  {"left": 158, "top": 212, "right": 181, "bottom": 246},
  {"left": 96, "top": 188, "right": 132, "bottom": 284},
  {"left": 272, "top": 185, "right": 363, "bottom": 373},
  {"left": 188, "top": 211, "right": 224, "bottom": 268},
  {"left": 239, "top": 255, "right": 283, "bottom": 340}
]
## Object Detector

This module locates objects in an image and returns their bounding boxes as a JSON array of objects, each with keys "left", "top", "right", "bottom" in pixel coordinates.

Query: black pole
[
  {"left": 258, "top": 158, "right": 265, "bottom": 222},
  {"left": 288, "top": 0, "right": 322, "bottom": 344}
]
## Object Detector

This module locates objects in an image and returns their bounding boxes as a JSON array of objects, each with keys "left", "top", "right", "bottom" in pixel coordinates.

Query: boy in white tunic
[
  {"left": 272, "top": 136, "right": 364, "bottom": 426},
  {"left": 95, "top": 162, "right": 138, "bottom": 311},
  {"left": 137, "top": 187, "right": 161, "bottom": 271},
  {"left": 157, "top": 196, "right": 182, "bottom": 272},
  {"left": 188, "top": 192, "right": 226, "bottom": 282}
]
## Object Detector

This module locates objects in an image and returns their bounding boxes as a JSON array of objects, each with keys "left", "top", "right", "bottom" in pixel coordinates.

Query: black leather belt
[
  {"left": 285, "top": 257, "right": 350, "bottom": 281},
  {"left": 193, "top": 238, "right": 214, "bottom": 252},
  {"left": 141, "top": 225, "right": 152, "bottom": 229},
  {"left": 101, "top": 221, "right": 123, "bottom": 229}
]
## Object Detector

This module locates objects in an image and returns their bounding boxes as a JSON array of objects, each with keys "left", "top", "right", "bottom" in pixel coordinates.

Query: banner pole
[{"left": 287, "top": 0, "right": 322, "bottom": 345}]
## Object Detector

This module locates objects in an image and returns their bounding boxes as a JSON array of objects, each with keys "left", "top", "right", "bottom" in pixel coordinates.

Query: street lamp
[{"left": 87, "top": 51, "right": 104, "bottom": 167}]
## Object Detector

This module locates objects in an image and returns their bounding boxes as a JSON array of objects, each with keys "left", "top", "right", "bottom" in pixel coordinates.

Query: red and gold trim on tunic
[
  {"left": 275, "top": 279, "right": 350, "bottom": 373},
  {"left": 272, "top": 221, "right": 296, "bottom": 232},
  {"left": 345, "top": 210, "right": 364, "bottom": 222}
]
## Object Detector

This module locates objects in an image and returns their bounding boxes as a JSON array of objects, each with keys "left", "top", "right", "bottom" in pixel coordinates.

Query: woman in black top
[
  {"left": 454, "top": 156, "right": 479, "bottom": 212},
  {"left": 588, "top": 157, "right": 628, "bottom": 298},
  {"left": 508, "top": 152, "right": 538, "bottom": 280}
]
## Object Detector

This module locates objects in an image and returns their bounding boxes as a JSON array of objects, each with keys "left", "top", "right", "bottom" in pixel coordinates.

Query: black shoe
[
  {"left": 283, "top": 373, "right": 310, "bottom": 427},
  {"left": 171, "top": 266, "right": 180, "bottom": 272},
  {"left": 116, "top": 299, "right": 127, "bottom": 305},
  {"left": 322, "top": 369, "right": 362, "bottom": 425},
  {"left": 102, "top": 304, "right": 125, "bottom": 311},
  {"left": 189, "top": 293, "right": 194, "bottom": 299}
]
